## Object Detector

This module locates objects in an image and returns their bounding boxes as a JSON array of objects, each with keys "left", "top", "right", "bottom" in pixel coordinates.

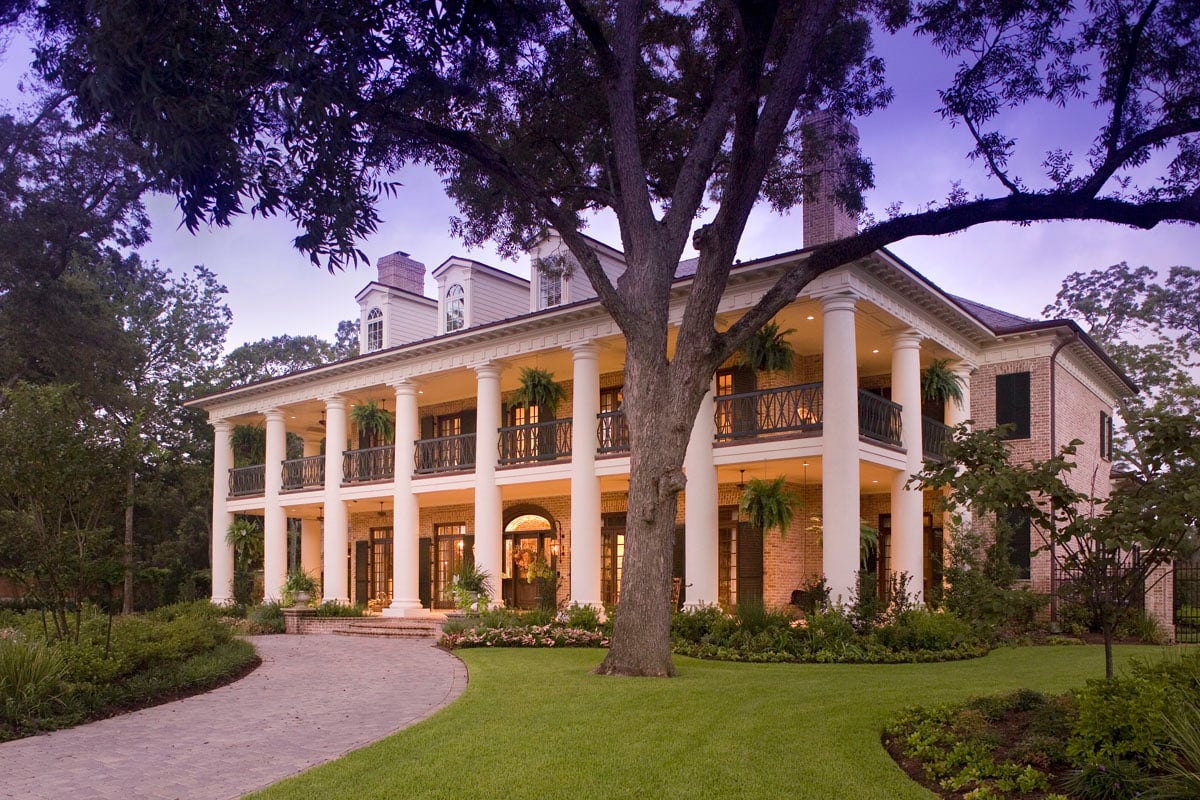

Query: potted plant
[
  {"left": 509, "top": 367, "right": 567, "bottom": 418},
  {"left": 738, "top": 320, "right": 797, "bottom": 374},
  {"left": 226, "top": 518, "right": 264, "bottom": 604},
  {"left": 920, "top": 359, "right": 965, "bottom": 408},
  {"left": 450, "top": 562, "right": 494, "bottom": 614},
  {"left": 740, "top": 476, "right": 801, "bottom": 537},
  {"left": 349, "top": 400, "right": 395, "bottom": 448},
  {"left": 283, "top": 570, "right": 318, "bottom": 607}
]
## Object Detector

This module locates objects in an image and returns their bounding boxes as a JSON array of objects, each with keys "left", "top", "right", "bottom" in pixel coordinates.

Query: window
[
  {"left": 539, "top": 271, "right": 563, "bottom": 309},
  {"left": 995, "top": 372, "right": 1031, "bottom": 439},
  {"left": 598, "top": 386, "right": 625, "bottom": 451},
  {"left": 365, "top": 307, "right": 383, "bottom": 352},
  {"left": 1100, "top": 411, "right": 1114, "bottom": 460},
  {"left": 1005, "top": 510, "right": 1032, "bottom": 580},
  {"left": 369, "top": 527, "right": 393, "bottom": 603},
  {"left": 445, "top": 283, "right": 465, "bottom": 332},
  {"left": 433, "top": 523, "right": 470, "bottom": 605}
]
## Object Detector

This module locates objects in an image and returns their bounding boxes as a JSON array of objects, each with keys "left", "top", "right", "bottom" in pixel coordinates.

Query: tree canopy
[{"left": 12, "top": 0, "right": 1198, "bottom": 675}]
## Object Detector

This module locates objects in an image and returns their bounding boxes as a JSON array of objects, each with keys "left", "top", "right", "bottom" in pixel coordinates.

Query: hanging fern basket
[{"left": 740, "top": 476, "right": 801, "bottom": 537}]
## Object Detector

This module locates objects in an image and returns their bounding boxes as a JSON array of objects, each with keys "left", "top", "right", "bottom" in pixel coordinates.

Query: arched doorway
[{"left": 502, "top": 505, "right": 559, "bottom": 610}]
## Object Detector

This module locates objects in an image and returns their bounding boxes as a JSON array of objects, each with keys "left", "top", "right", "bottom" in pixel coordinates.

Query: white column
[
  {"left": 944, "top": 362, "right": 974, "bottom": 535},
  {"left": 262, "top": 409, "right": 288, "bottom": 602},
  {"left": 684, "top": 382, "right": 719, "bottom": 608},
  {"left": 385, "top": 381, "right": 427, "bottom": 616},
  {"left": 322, "top": 396, "right": 350, "bottom": 604},
  {"left": 299, "top": 436, "right": 322, "bottom": 579},
  {"left": 821, "top": 292, "right": 861, "bottom": 604},
  {"left": 210, "top": 420, "right": 235, "bottom": 604},
  {"left": 568, "top": 343, "right": 602, "bottom": 608},
  {"left": 890, "top": 330, "right": 925, "bottom": 602},
  {"left": 474, "top": 364, "right": 504, "bottom": 603}
]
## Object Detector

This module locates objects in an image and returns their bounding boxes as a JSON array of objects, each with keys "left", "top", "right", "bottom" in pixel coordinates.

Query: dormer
[
  {"left": 527, "top": 230, "right": 627, "bottom": 312},
  {"left": 354, "top": 251, "right": 438, "bottom": 354},
  {"left": 432, "top": 257, "right": 530, "bottom": 333}
]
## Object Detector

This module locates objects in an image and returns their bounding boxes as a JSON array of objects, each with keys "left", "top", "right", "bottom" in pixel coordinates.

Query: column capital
[
  {"left": 474, "top": 362, "right": 503, "bottom": 380},
  {"left": 263, "top": 408, "right": 286, "bottom": 422},
  {"left": 389, "top": 379, "right": 419, "bottom": 397},
  {"left": 566, "top": 341, "right": 601, "bottom": 359},
  {"left": 211, "top": 418, "right": 233, "bottom": 435},
  {"left": 889, "top": 328, "right": 923, "bottom": 350},
  {"left": 322, "top": 394, "right": 348, "bottom": 410},
  {"left": 817, "top": 290, "right": 859, "bottom": 314},
  {"left": 951, "top": 360, "right": 976, "bottom": 379}
]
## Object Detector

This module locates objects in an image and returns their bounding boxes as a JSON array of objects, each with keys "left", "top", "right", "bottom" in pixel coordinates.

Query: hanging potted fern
[
  {"left": 740, "top": 476, "right": 801, "bottom": 537},
  {"left": 350, "top": 401, "right": 395, "bottom": 448},
  {"left": 920, "top": 359, "right": 965, "bottom": 408},
  {"left": 738, "top": 320, "right": 797, "bottom": 374},
  {"left": 509, "top": 367, "right": 567, "bottom": 419}
]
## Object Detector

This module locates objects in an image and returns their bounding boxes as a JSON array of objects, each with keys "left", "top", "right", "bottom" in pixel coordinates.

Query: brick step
[{"left": 330, "top": 620, "right": 444, "bottom": 639}]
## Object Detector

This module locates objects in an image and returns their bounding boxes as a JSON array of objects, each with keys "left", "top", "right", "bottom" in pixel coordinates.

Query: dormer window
[
  {"left": 445, "top": 284, "right": 465, "bottom": 332},
  {"left": 539, "top": 272, "right": 563, "bottom": 309},
  {"left": 366, "top": 307, "right": 384, "bottom": 352}
]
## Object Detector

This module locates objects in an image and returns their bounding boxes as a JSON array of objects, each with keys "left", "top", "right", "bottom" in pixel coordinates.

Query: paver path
[{"left": 0, "top": 635, "right": 467, "bottom": 800}]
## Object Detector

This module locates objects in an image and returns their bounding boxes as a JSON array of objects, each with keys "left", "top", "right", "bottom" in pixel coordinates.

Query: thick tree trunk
[
  {"left": 596, "top": 340, "right": 705, "bottom": 677},
  {"left": 123, "top": 468, "right": 134, "bottom": 614}
]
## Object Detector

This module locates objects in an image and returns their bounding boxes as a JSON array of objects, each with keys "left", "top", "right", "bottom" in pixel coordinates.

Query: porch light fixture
[{"left": 806, "top": 315, "right": 814, "bottom": 321}]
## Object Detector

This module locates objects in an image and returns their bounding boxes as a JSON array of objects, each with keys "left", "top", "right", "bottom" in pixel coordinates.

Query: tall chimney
[
  {"left": 377, "top": 251, "right": 426, "bottom": 295},
  {"left": 802, "top": 112, "right": 861, "bottom": 247}
]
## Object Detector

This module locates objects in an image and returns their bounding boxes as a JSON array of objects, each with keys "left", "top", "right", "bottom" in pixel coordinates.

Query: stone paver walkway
[{"left": 0, "top": 635, "right": 467, "bottom": 800}]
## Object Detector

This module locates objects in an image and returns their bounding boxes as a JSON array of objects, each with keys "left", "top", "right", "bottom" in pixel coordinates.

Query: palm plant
[
  {"left": 226, "top": 518, "right": 263, "bottom": 571},
  {"left": 350, "top": 400, "right": 395, "bottom": 448},
  {"left": 509, "top": 367, "right": 567, "bottom": 417},
  {"left": 740, "top": 476, "right": 801, "bottom": 537},
  {"left": 231, "top": 424, "right": 265, "bottom": 466},
  {"left": 920, "top": 359, "right": 965, "bottom": 407},
  {"left": 738, "top": 320, "right": 797, "bottom": 374}
]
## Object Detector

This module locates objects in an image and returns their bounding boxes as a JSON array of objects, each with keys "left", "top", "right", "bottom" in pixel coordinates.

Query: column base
[
  {"left": 323, "top": 596, "right": 351, "bottom": 606},
  {"left": 210, "top": 595, "right": 235, "bottom": 606},
  {"left": 382, "top": 599, "right": 429, "bottom": 618}
]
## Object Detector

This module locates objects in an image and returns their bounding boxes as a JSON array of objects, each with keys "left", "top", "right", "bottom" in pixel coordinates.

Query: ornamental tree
[{"left": 12, "top": 0, "right": 1200, "bottom": 675}]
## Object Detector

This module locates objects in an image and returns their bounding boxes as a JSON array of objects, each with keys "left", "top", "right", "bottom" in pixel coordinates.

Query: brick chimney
[
  {"left": 802, "top": 112, "right": 860, "bottom": 247},
  {"left": 377, "top": 251, "right": 426, "bottom": 295}
]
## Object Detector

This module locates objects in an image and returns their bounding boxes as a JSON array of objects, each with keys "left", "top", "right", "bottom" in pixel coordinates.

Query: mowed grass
[{"left": 249, "top": 644, "right": 1161, "bottom": 800}]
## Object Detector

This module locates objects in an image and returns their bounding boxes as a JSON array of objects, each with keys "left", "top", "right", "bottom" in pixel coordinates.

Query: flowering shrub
[{"left": 440, "top": 623, "right": 608, "bottom": 650}]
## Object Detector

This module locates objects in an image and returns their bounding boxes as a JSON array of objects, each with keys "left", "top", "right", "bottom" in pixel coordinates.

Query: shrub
[
  {"left": 246, "top": 602, "right": 285, "bottom": 634},
  {"left": 790, "top": 577, "right": 829, "bottom": 615},
  {"left": 876, "top": 609, "right": 972, "bottom": 652},
  {"left": 1062, "top": 760, "right": 1145, "bottom": 800},
  {"left": 670, "top": 605, "right": 727, "bottom": 643},
  {"left": 560, "top": 603, "right": 602, "bottom": 631},
  {"left": 1145, "top": 698, "right": 1200, "bottom": 800},
  {"left": 0, "top": 638, "right": 65, "bottom": 725},
  {"left": 312, "top": 602, "right": 366, "bottom": 618},
  {"left": 733, "top": 601, "right": 793, "bottom": 635}
]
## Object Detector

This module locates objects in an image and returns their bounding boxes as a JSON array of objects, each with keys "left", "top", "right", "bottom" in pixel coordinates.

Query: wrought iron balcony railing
[
  {"left": 498, "top": 419, "right": 573, "bottom": 465},
  {"left": 857, "top": 390, "right": 903, "bottom": 447},
  {"left": 596, "top": 410, "right": 630, "bottom": 454},
  {"left": 281, "top": 455, "right": 325, "bottom": 491},
  {"left": 415, "top": 433, "right": 476, "bottom": 474},
  {"left": 228, "top": 465, "right": 265, "bottom": 497},
  {"left": 922, "top": 416, "right": 954, "bottom": 462},
  {"left": 713, "top": 383, "right": 824, "bottom": 441},
  {"left": 343, "top": 445, "right": 395, "bottom": 483}
]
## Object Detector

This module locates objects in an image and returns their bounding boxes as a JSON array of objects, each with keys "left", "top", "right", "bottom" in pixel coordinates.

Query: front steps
[{"left": 331, "top": 617, "right": 445, "bottom": 639}]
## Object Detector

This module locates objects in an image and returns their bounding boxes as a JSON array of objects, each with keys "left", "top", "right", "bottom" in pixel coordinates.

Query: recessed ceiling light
[
  {"left": 806, "top": 315, "right": 815, "bottom": 321},
  {"left": 871, "top": 479, "right": 879, "bottom": 484}
]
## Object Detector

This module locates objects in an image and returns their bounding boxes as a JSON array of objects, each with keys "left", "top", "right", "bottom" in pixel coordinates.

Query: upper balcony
[{"left": 229, "top": 381, "right": 952, "bottom": 499}]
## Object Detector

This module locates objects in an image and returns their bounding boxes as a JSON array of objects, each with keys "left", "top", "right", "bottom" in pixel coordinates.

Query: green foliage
[
  {"left": 349, "top": 401, "right": 395, "bottom": 448},
  {"left": 738, "top": 321, "right": 796, "bottom": 374},
  {"left": 313, "top": 602, "right": 365, "bottom": 618},
  {"left": 1062, "top": 760, "right": 1145, "bottom": 800},
  {"left": 0, "top": 637, "right": 65, "bottom": 726},
  {"left": 1145, "top": 698, "right": 1200, "bottom": 800},
  {"left": 939, "top": 523, "right": 1048, "bottom": 639},
  {"left": 790, "top": 577, "right": 830, "bottom": 615},
  {"left": 508, "top": 367, "right": 566, "bottom": 417},
  {"left": 740, "top": 476, "right": 801, "bottom": 537},
  {"left": 876, "top": 609, "right": 972, "bottom": 653},
  {"left": 246, "top": 602, "right": 285, "bottom": 634},
  {"left": 560, "top": 603, "right": 602, "bottom": 632},
  {"left": 222, "top": 335, "right": 339, "bottom": 388},
  {"left": 282, "top": 570, "right": 318, "bottom": 607},
  {"left": 920, "top": 359, "right": 965, "bottom": 405},
  {"left": 451, "top": 563, "right": 494, "bottom": 612}
]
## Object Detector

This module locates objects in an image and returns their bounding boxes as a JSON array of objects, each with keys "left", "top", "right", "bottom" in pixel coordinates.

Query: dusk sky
[{"left": 6, "top": 26, "right": 1196, "bottom": 351}]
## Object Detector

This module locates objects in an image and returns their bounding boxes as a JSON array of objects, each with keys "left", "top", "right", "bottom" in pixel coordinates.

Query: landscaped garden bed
[
  {"left": 0, "top": 600, "right": 259, "bottom": 741},
  {"left": 883, "top": 649, "right": 1200, "bottom": 799}
]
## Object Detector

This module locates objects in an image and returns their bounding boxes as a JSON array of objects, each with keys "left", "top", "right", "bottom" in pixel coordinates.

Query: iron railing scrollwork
[
  {"left": 498, "top": 419, "right": 572, "bottom": 465},
  {"left": 713, "top": 383, "right": 824, "bottom": 440},
  {"left": 857, "top": 390, "right": 903, "bottom": 446},
  {"left": 281, "top": 455, "right": 325, "bottom": 490},
  {"left": 922, "top": 416, "right": 953, "bottom": 461},
  {"left": 228, "top": 465, "right": 265, "bottom": 497},
  {"left": 596, "top": 410, "right": 630, "bottom": 454},
  {"left": 343, "top": 445, "right": 395, "bottom": 483},
  {"left": 414, "top": 433, "right": 476, "bottom": 474}
]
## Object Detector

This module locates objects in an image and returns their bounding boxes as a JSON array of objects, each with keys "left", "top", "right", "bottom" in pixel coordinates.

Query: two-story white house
[{"left": 188, "top": 201, "right": 1145, "bottom": 627}]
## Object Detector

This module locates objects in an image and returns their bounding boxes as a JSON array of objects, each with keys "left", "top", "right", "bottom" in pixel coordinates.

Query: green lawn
[{"left": 249, "top": 644, "right": 1164, "bottom": 800}]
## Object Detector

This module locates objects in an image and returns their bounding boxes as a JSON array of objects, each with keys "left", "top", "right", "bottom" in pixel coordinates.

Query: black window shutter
[
  {"left": 418, "top": 538, "right": 432, "bottom": 608},
  {"left": 419, "top": 415, "right": 435, "bottom": 440},
  {"left": 736, "top": 521, "right": 764, "bottom": 604},
  {"left": 673, "top": 524, "right": 686, "bottom": 609},
  {"left": 460, "top": 409, "right": 477, "bottom": 435},
  {"left": 731, "top": 364, "right": 757, "bottom": 395},
  {"left": 996, "top": 372, "right": 1031, "bottom": 439}
]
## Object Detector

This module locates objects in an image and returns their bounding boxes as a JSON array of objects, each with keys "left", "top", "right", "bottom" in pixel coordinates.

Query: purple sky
[{"left": 5, "top": 27, "right": 1196, "bottom": 351}]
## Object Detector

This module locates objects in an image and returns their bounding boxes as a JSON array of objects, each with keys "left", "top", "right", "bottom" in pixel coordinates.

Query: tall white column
[
  {"left": 568, "top": 343, "right": 602, "bottom": 608},
  {"left": 474, "top": 364, "right": 504, "bottom": 603},
  {"left": 210, "top": 419, "right": 235, "bottom": 604},
  {"left": 890, "top": 330, "right": 925, "bottom": 602},
  {"left": 820, "top": 292, "right": 861, "bottom": 604},
  {"left": 944, "top": 362, "right": 975, "bottom": 536},
  {"left": 385, "top": 381, "right": 427, "bottom": 616},
  {"left": 262, "top": 409, "right": 288, "bottom": 602},
  {"left": 299, "top": 436, "right": 322, "bottom": 579},
  {"left": 683, "top": 382, "right": 719, "bottom": 608},
  {"left": 322, "top": 396, "right": 350, "bottom": 604}
]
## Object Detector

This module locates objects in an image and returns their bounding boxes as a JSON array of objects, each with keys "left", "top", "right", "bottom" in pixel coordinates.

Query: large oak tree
[{"left": 13, "top": 0, "right": 1198, "bottom": 675}]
